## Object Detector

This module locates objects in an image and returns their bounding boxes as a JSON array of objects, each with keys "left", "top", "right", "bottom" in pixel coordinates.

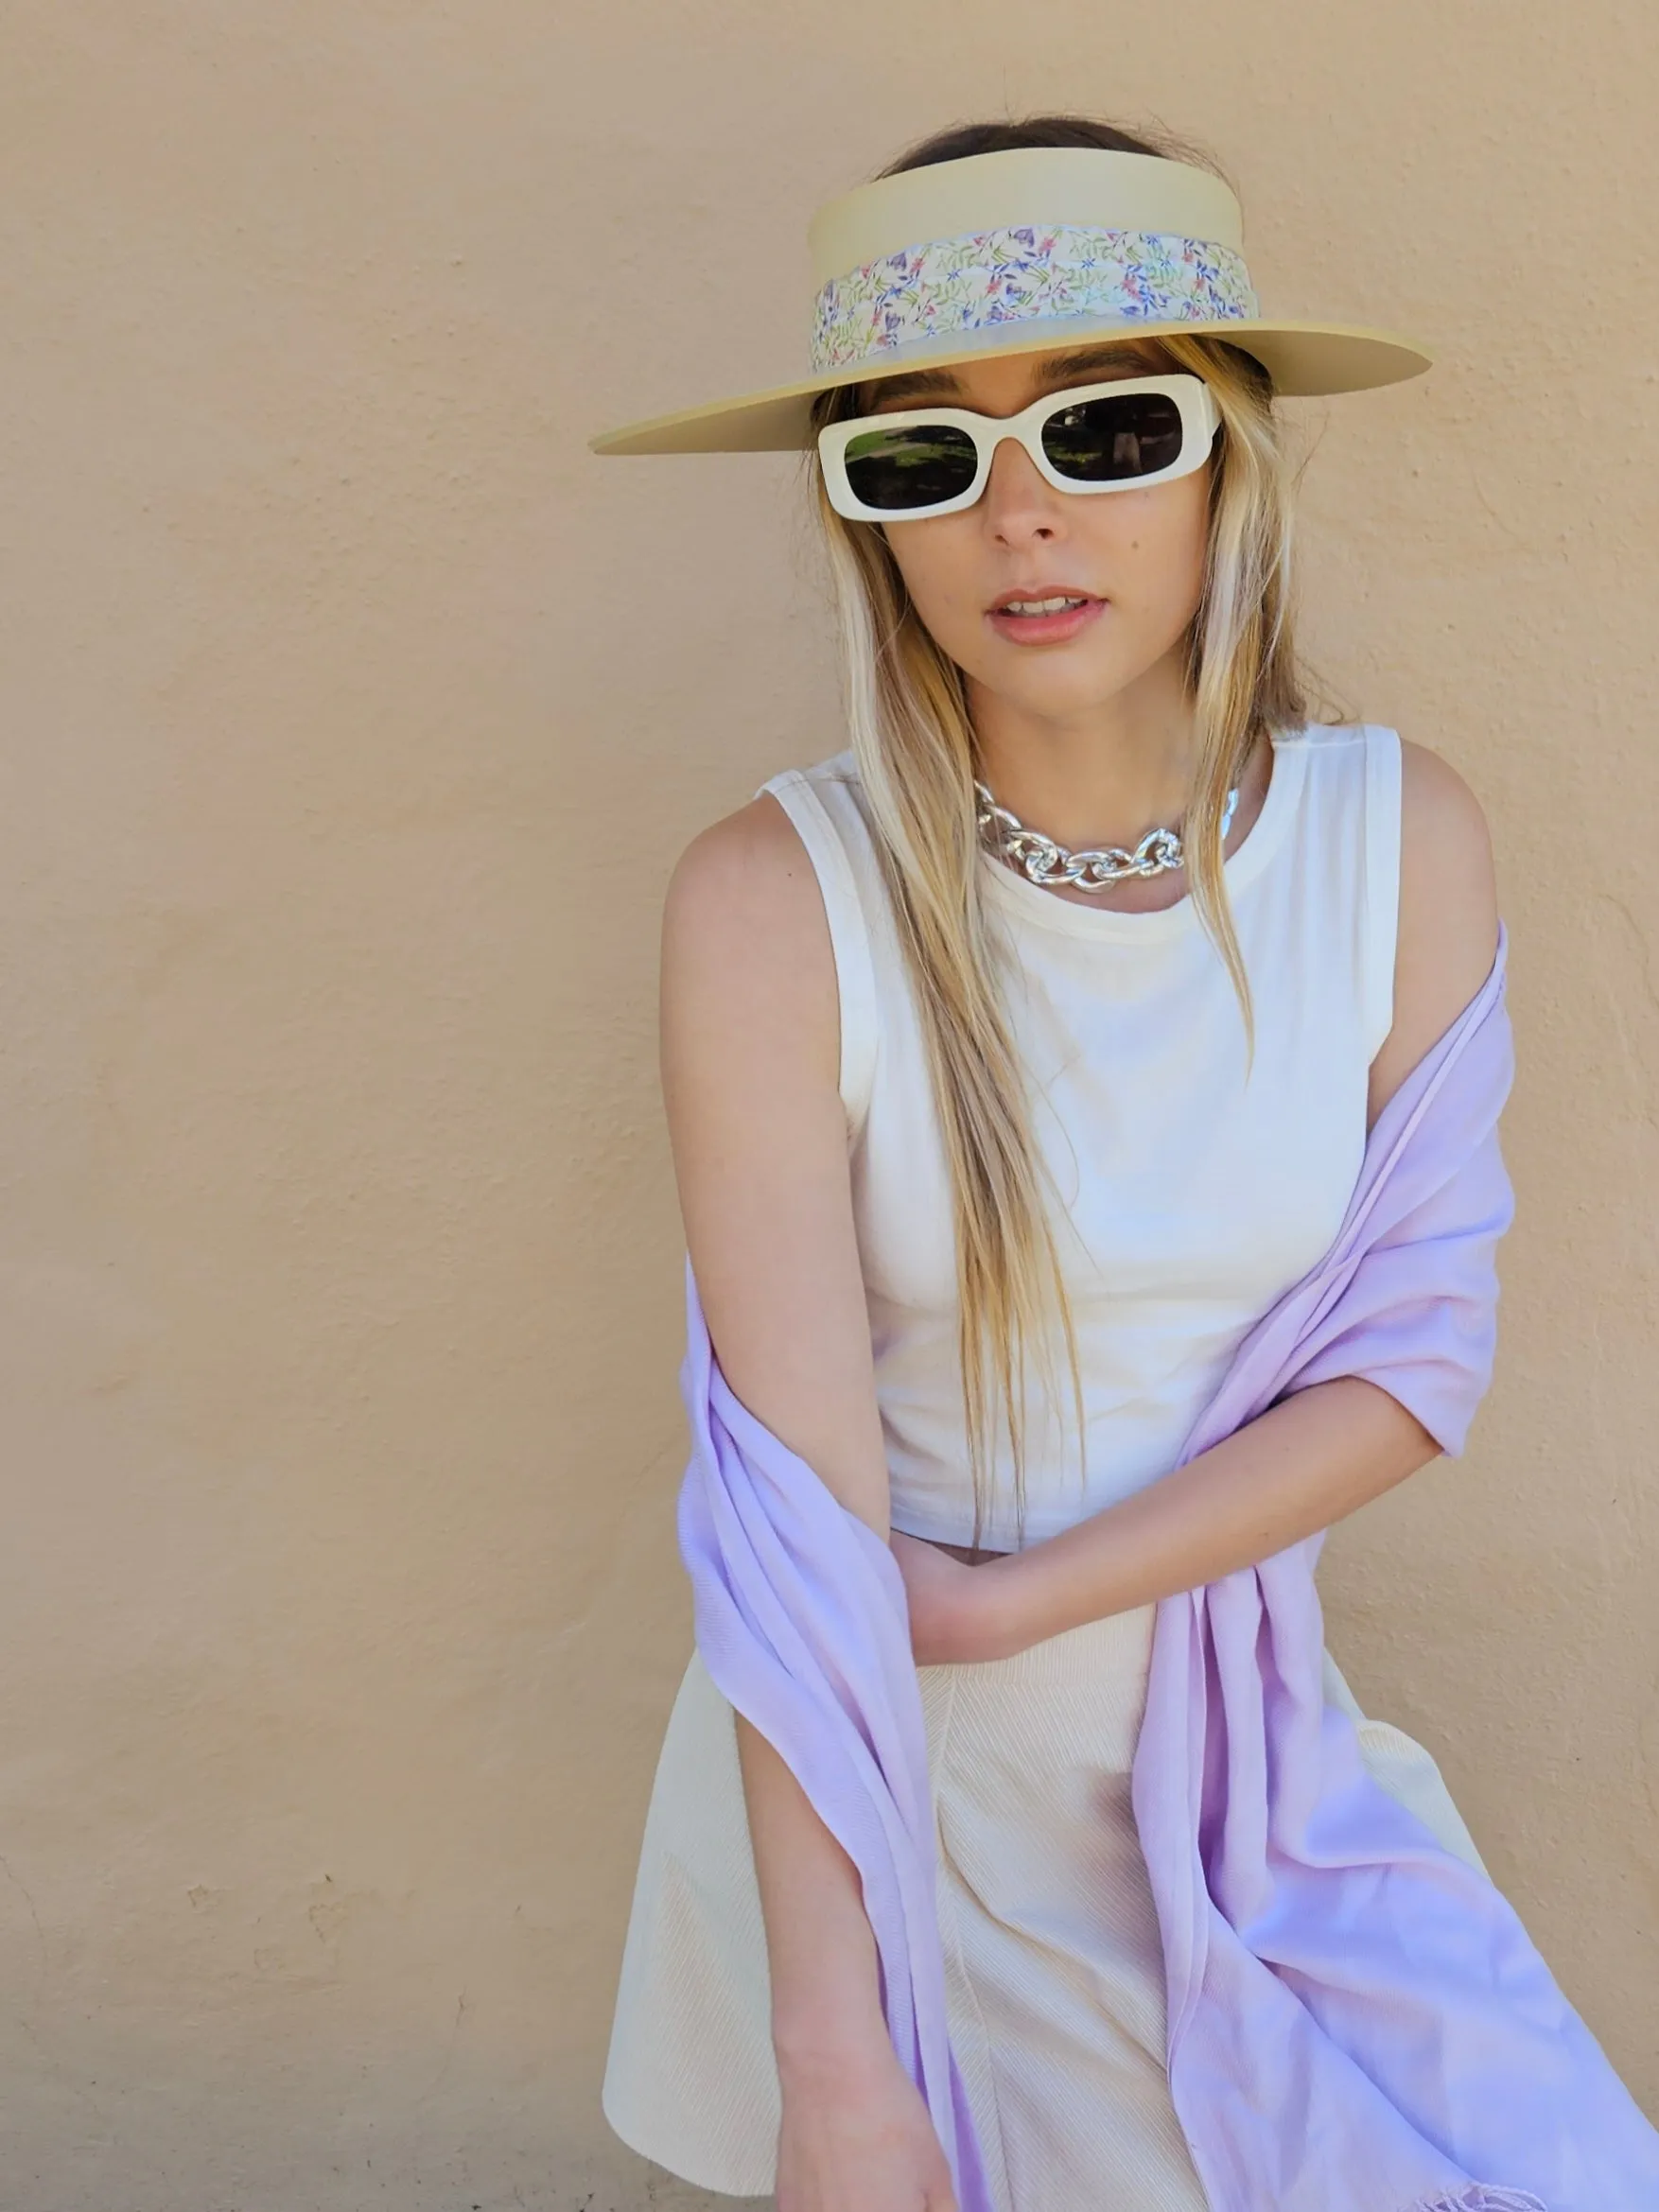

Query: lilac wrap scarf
[{"left": 676, "top": 922, "right": 1659, "bottom": 2212}]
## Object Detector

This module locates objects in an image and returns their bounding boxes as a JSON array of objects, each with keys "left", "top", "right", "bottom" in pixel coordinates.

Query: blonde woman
[{"left": 591, "top": 117, "right": 1659, "bottom": 2212}]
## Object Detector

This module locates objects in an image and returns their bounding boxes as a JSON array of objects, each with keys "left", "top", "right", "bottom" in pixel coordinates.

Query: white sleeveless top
[{"left": 754, "top": 722, "right": 1401, "bottom": 1553}]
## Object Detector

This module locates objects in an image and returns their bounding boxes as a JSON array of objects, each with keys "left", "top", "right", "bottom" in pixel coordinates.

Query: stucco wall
[{"left": 2, "top": 5, "right": 1654, "bottom": 2207}]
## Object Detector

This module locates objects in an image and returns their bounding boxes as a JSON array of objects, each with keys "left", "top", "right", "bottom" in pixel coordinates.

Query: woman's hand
[
  {"left": 888, "top": 1531, "right": 1023, "bottom": 1664},
  {"left": 776, "top": 2035, "right": 959, "bottom": 2211}
]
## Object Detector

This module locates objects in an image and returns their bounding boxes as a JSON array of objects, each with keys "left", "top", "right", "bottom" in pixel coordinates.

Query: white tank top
[{"left": 754, "top": 721, "right": 1402, "bottom": 1552}]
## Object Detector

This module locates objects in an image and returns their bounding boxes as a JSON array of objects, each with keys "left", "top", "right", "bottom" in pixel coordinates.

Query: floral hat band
[
  {"left": 809, "top": 223, "right": 1259, "bottom": 374},
  {"left": 589, "top": 146, "right": 1434, "bottom": 458}
]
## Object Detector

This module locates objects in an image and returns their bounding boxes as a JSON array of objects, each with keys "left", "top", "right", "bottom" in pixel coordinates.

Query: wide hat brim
[
  {"left": 588, "top": 315, "right": 1431, "bottom": 456},
  {"left": 588, "top": 146, "right": 1432, "bottom": 457}
]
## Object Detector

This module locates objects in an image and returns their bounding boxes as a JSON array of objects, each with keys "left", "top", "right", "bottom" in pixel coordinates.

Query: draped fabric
[{"left": 675, "top": 923, "right": 1659, "bottom": 2211}]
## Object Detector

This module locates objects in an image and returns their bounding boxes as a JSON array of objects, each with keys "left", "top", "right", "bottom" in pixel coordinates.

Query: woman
[{"left": 589, "top": 117, "right": 1659, "bottom": 2211}]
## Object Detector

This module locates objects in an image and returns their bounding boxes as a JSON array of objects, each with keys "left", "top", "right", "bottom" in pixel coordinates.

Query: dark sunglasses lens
[
  {"left": 1040, "top": 392, "right": 1186, "bottom": 482},
  {"left": 840, "top": 423, "right": 979, "bottom": 511}
]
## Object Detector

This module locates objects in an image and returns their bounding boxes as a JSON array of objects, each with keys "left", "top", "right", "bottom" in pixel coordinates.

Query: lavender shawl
[{"left": 676, "top": 922, "right": 1659, "bottom": 2212}]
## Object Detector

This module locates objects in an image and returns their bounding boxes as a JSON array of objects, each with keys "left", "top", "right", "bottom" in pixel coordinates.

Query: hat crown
[
  {"left": 806, "top": 148, "right": 1258, "bottom": 378},
  {"left": 807, "top": 147, "right": 1244, "bottom": 287}
]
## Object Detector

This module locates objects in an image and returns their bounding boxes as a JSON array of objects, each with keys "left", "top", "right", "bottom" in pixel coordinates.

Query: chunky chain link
[{"left": 973, "top": 777, "right": 1241, "bottom": 892}]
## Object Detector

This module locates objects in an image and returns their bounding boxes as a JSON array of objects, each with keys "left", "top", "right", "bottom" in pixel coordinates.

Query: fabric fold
[{"left": 675, "top": 920, "right": 1659, "bottom": 2211}]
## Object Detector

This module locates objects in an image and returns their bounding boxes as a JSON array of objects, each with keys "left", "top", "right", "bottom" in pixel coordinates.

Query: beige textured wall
[{"left": 2, "top": 5, "right": 1654, "bottom": 2207}]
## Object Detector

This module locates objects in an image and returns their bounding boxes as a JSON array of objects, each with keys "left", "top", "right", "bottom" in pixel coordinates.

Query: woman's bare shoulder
[
  {"left": 1396, "top": 736, "right": 1498, "bottom": 977},
  {"left": 658, "top": 788, "right": 842, "bottom": 1162},
  {"left": 1369, "top": 737, "right": 1500, "bottom": 1123},
  {"left": 663, "top": 790, "right": 835, "bottom": 992}
]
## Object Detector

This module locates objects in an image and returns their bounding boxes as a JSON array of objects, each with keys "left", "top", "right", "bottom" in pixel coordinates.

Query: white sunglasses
[{"left": 817, "top": 372, "right": 1221, "bottom": 523}]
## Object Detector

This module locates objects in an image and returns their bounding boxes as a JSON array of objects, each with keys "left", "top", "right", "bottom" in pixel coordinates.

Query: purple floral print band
[{"left": 809, "top": 224, "right": 1260, "bottom": 373}]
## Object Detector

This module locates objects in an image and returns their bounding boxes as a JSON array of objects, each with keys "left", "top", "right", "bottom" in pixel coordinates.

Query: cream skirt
[{"left": 601, "top": 1601, "right": 1490, "bottom": 2209}]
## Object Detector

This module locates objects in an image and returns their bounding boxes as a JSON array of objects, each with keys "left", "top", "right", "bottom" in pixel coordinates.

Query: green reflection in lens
[{"left": 843, "top": 423, "right": 978, "bottom": 510}]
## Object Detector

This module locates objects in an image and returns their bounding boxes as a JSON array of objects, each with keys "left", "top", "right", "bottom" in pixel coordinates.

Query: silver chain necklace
[{"left": 973, "top": 775, "right": 1241, "bottom": 893}]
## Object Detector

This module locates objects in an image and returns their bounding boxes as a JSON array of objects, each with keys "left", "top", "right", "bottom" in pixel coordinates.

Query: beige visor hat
[{"left": 587, "top": 145, "right": 1431, "bottom": 457}]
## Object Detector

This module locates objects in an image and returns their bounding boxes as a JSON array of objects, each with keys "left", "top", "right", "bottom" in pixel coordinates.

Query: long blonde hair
[{"left": 808, "top": 116, "right": 1327, "bottom": 1552}]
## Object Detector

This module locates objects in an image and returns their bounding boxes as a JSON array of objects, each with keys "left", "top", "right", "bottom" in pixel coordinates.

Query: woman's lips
[{"left": 986, "top": 594, "right": 1106, "bottom": 647}]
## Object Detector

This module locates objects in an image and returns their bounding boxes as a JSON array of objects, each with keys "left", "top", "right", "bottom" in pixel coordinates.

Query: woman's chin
[{"left": 969, "top": 660, "right": 1147, "bottom": 723}]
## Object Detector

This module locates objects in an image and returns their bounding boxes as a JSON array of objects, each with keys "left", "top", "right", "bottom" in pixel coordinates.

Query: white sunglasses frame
[{"left": 816, "top": 372, "right": 1222, "bottom": 524}]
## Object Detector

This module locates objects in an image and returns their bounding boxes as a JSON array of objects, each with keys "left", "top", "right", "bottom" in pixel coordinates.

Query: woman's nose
[{"left": 979, "top": 433, "right": 1067, "bottom": 543}]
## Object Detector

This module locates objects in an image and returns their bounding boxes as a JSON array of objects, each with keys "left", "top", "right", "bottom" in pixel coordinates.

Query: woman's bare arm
[
  {"left": 898, "top": 737, "right": 1503, "bottom": 1662},
  {"left": 660, "top": 788, "right": 895, "bottom": 2071}
]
